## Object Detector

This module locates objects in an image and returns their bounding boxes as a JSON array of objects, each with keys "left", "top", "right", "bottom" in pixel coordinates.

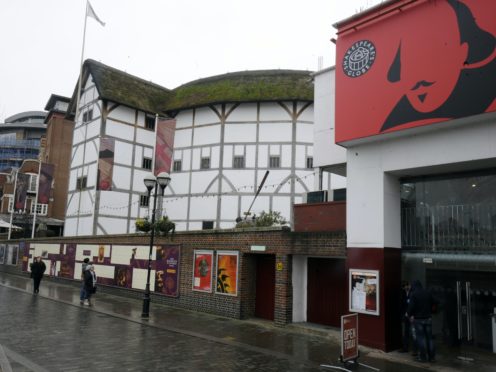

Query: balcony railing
[{"left": 401, "top": 203, "right": 496, "bottom": 250}]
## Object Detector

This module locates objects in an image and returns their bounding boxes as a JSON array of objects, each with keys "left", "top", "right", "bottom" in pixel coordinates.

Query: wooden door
[
  {"left": 255, "top": 255, "right": 275, "bottom": 320},
  {"left": 307, "top": 258, "right": 346, "bottom": 327}
]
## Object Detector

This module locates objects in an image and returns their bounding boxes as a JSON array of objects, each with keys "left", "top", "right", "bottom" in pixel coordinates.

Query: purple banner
[
  {"left": 155, "top": 245, "right": 180, "bottom": 297},
  {"left": 38, "top": 163, "right": 54, "bottom": 204}
]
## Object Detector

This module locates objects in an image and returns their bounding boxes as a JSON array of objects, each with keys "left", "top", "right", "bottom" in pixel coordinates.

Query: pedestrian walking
[
  {"left": 400, "top": 281, "right": 418, "bottom": 355},
  {"left": 80, "top": 258, "right": 90, "bottom": 305},
  {"left": 83, "top": 264, "right": 97, "bottom": 306},
  {"left": 407, "top": 280, "right": 437, "bottom": 363},
  {"left": 30, "top": 256, "right": 46, "bottom": 294}
]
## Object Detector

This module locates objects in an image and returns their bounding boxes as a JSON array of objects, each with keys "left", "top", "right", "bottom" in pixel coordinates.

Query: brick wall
[{"left": 0, "top": 227, "right": 346, "bottom": 324}]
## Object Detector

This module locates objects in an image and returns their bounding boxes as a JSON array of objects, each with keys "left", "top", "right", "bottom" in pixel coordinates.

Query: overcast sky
[{"left": 0, "top": 0, "right": 382, "bottom": 121}]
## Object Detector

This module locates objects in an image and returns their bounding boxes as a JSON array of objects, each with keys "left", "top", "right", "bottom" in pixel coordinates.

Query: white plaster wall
[
  {"left": 175, "top": 110, "right": 193, "bottom": 129},
  {"left": 296, "top": 123, "right": 313, "bottom": 143},
  {"left": 189, "top": 196, "right": 218, "bottom": 220},
  {"left": 211, "top": 146, "right": 220, "bottom": 168},
  {"left": 190, "top": 171, "right": 218, "bottom": 193},
  {"left": 297, "top": 103, "right": 313, "bottom": 122},
  {"left": 99, "top": 191, "right": 130, "bottom": 216},
  {"left": 175, "top": 129, "right": 193, "bottom": 149},
  {"left": 106, "top": 120, "right": 134, "bottom": 141},
  {"left": 223, "top": 146, "right": 233, "bottom": 168},
  {"left": 163, "top": 197, "right": 188, "bottom": 220},
  {"left": 281, "top": 145, "right": 292, "bottom": 167},
  {"left": 223, "top": 170, "right": 255, "bottom": 191},
  {"left": 259, "top": 123, "right": 292, "bottom": 142},
  {"left": 112, "top": 166, "right": 131, "bottom": 190},
  {"left": 220, "top": 195, "right": 239, "bottom": 220},
  {"left": 227, "top": 103, "right": 257, "bottom": 121},
  {"left": 313, "top": 68, "right": 346, "bottom": 168},
  {"left": 108, "top": 105, "right": 136, "bottom": 124},
  {"left": 258, "top": 145, "right": 268, "bottom": 168},
  {"left": 193, "top": 125, "right": 221, "bottom": 146},
  {"left": 224, "top": 123, "right": 257, "bottom": 143},
  {"left": 98, "top": 217, "right": 128, "bottom": 235},
  {"left": 114, "top": 141, "right": 133, "bottom": 166},
  {"left": 245, "top": 146, "right": 256, "bottom": 168},
  {"left": 272, "top": 196, "right": 291, "bottom": 219},
  {"left": 259, "top": 102, "right": 290, "bottom": 121},
  {"left": 195, "top": 106, "right": 220, "bottom": 125},
  {"left": 71, "top": 144, "right": 84, "bottom": 168},
  {"left": 77, "top": 216, "right": 94, "bottom": 236},
  {"left": 131, "top": 168, "right": 153, "bottom": 192},
  {"left": 136, "top": 127, "right": 155, "bottom": 145},
  {"left": 86, "top": 121, "right": 101, "bottom": 140},
  {"left": 84, "top": 139, "right": 99, "bottom": 164}
]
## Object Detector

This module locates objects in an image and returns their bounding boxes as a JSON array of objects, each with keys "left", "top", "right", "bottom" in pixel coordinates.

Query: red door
[
  {"left": 307, "top": 258, "right": 346, "bottom": 327},
  {"left": 255, "top": 255, "right": 275, "bottom": 320}
]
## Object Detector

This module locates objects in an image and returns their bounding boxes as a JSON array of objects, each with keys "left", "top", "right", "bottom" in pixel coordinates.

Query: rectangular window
[
  {"left": 233, "top": 156, "right": 245, "bottom": 169},
  {"left": 142, "top": 157, "right": 152, "bottom": 170},
  {"left": 8, "top": 197, "right": 13, "bottom": 213},
  {"left": 30, "top": 202, "right": 48, "bottom": 216},
  {"left": 269, "top": 156, "right": 280, "bottom": 169},
  {"left": 145, "top": 115, "right": 155, "bottom": 130},
  {"left": 173, "top": 160, "right": 182, "bottom": 172},
  {"left": 201, "top": 157, "right": 210, "bottom": 170},
  {"left": 139, "top": 195, "right": 150, "bottom": 207},
  {"left": 28, "top": 174, "right": 38, "bottom": 192},
  {"left": 202, "top": 221, "right": 214, "bottom": 230},
  {"left": 306, "top": 157, "right": 314, "bottom": 169},
  {"left": 76, "top": 176, "right": 87, "bottom": 190},
  {"left": 82, "top": 109, "right": 93, "bottom": 123}
]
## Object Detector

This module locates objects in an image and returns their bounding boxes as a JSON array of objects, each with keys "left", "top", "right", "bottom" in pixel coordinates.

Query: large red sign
[{"left": 335, "top": 0, "right": 496, "bottom": 144}]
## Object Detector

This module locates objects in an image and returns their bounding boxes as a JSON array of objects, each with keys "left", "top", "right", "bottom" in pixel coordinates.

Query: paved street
[{"left": 1, "top": 272, "right": 495, "bottom": 371}]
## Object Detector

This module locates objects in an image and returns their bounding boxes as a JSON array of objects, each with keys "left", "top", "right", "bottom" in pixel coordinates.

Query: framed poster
[
  {"left": 216, "top": 251, "right": 238, "bottom": 296},
  {"left": 192, "top": 250, "right": 213, "bottom": 292},
  {"left": 349, "top": 269, "right": 379, "bottom": 316},
  {"left": 0, "top": 244, "right": 5, "bottom": 264},
  {"left": 155, "top": 245, "right": 180, "bottom": 297}
]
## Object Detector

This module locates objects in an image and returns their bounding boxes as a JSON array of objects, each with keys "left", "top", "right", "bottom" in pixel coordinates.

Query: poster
[
  {"left": 192, "top": 250, "right": 213, "bottom": 292},
  {"left": 114, "top": 265, "right": 132, "bottom": 288},
  {"left": 216, "top": 251, "right": 238, "bottom": 296},
  {"left": 154, "top": 245, "right": 180, "bottom": 297},
  {"left": 349, "top": 269, "right": 379, "bottom": 315}
]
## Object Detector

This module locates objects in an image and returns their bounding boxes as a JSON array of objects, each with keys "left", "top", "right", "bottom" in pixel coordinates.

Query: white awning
[{"left": 0, "top": 220, "right": 21, "bottom": 229}]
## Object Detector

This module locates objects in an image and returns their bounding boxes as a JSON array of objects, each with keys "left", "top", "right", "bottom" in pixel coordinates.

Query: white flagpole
[
  {"left": 31, "top": 161, "right": 42, "bottom": 239},
  {"left": 8, "top": 171, "right": 18, "bottom": 240},
  {"left": 74, "top": 2, "right": 89, "bottom": 236}
]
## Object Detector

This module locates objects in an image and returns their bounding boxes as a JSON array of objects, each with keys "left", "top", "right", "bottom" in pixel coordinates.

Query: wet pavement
[{"left": 0, "top": 272, "right": 495, "bottom": 371}]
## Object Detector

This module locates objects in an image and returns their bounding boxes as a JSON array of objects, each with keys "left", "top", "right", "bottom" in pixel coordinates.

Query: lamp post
[{"left": 142, "top": 171, "right": 171, "bottom": 318}]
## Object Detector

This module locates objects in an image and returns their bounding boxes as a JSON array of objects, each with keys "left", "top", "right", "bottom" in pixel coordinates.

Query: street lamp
[{"left": 142, "top": 171, "right": 171, "bottom": 318}]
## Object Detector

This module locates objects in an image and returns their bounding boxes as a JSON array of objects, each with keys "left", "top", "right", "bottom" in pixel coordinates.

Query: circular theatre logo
[{"left": 342, "top": 40, "right": 376, "bottom": 78}]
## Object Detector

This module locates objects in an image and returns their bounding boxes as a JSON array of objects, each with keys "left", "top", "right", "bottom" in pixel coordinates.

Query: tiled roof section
[
  {"left": 85, "top": 59, "right": 171, "bottom": 114},
  {"left": 164, "top": 70, "right": 314, "bottom": 112}
]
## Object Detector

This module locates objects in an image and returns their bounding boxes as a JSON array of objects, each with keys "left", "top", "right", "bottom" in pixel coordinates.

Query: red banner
[
  {"left": 97, "top": 137, "right": 115, "bottom": 191},
  {"left": 154, "top": 118, "right": 176, "bottom": 175},
  {"left": 335, "top": 0, "right": 496, "bottom": 144}
]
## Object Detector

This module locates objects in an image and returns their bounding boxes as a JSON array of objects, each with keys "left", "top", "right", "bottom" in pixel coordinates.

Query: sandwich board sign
[{"left": 341, "top": 313, "right": 359, "bottom": 363}]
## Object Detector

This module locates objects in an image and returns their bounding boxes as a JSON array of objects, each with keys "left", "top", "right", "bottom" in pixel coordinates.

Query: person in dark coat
[
  {"left": 80, "top": 258, "right": 90, "bottom": 305},
  {"left": 30, "top": 256, "right": 46, "bottom": 294},
  {"left": 83, "top": 265, "right": 97, "bottom": 306},
  {"left": 407, "top": 280, "right": 436, "bottom": 363},
  {"left": 400, "top": 281, "right": 413, "bottom": 352}
]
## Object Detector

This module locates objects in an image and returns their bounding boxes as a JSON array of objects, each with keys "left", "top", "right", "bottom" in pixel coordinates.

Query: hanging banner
[
  {"left": 38, "top": 163, "right": 54, "bottom": 204},
  {"left": 154, "top": 118, "right": 176, "bottom": 175},
  {"left": 97, "top": 137, "right": 115, "bottom": 191},
  {"left": 14, "top": 173, "right": 29, "bottom": 211}
]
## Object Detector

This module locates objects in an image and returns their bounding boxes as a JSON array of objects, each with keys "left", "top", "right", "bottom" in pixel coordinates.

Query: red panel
[
  {"left": 346, "top": 248, "right": 401, "bottom": 351},
  {"left": 335, "top": 0, "right": 496, "bottom": 144},
  {"left": 293, "top": 201, "right": 346, "bottom": 232}
]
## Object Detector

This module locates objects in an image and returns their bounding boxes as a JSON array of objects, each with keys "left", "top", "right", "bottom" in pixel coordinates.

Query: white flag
[{"left": 87, "top": 1, "right": 105, "bottom": 27}]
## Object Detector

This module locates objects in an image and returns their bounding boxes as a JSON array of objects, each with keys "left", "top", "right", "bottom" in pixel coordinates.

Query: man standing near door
[{"left": 407, "top": 280, "right": 436, "bottom": 363}]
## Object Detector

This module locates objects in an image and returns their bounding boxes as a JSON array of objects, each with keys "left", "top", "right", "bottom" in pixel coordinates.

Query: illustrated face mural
[
  {"left": 335, "top": 0, "right": 496, "bottom": 143},
  {"left": 398, "top": 2, "right": 467, "bottom": 113}
]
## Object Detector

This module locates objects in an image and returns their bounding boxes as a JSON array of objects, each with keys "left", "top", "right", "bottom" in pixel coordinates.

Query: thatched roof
[
  {"left": 163, "top": 70, "right": 314, "bottom": 112},
  {"left": 68, "top": 60, "right": 314, "bottom": 116}
]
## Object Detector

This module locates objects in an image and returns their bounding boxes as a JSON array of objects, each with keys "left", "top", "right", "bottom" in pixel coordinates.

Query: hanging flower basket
[{"left": 135, "top": 218, "right": 151, "bottom": 233}]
